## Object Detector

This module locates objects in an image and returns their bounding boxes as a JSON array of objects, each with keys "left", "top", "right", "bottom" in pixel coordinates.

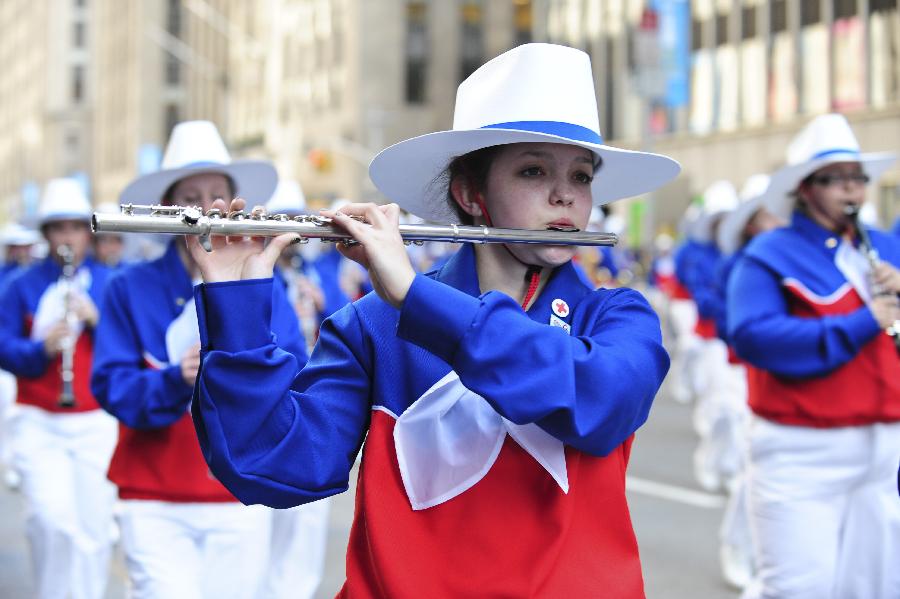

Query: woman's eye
[
  {"left": 521, "top": 166, "right": 544, "bottom": 177},
  {"left": 574, "top": 171, "right": 593, "bottom": 184}
]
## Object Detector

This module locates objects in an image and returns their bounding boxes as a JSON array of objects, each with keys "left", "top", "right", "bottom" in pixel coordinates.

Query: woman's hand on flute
[
  {"left": 322, "top": 202, "right": 415, "bottom": 310},
  {"left": 186, "top": 198, "right": 299, "bottom": 284}
]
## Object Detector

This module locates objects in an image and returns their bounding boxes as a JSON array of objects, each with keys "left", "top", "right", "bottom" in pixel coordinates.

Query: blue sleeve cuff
[
  {"left": 397, "top": 274, "right": 481, "bottom": 363},
  {"left": 196, "top": 278, "right": 275, "bottom": 352}
]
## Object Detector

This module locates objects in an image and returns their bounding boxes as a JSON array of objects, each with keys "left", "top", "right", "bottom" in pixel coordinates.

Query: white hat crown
[
  {"left": 265, "top": 181, "right": 307, "bottom": 215},
  {"left": 38, "top": 178, "right": 92, "bottom": 224},
  {"left": 0, "top": 222, "right": 40, "bottom": 246},
  {"left": 739, "top": 174, "right": 771, "bottom": 202},
  {"left": 161, "top": 120, "right": 232, "bottom": 170},
  {"left": 702, "top": 180, "right": 739, "bottom": 214},
  {"left": 452, "top": 43, "right": 602, "bottom": 143},
  {"left": 786, "top": 114, "right": 862, "bottom": 167}
]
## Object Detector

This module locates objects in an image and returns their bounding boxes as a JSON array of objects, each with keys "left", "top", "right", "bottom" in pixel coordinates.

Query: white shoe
[
  {"left": 3, "top": 467, "right": 21, "bottom": 491},
  {"left": 720, "top": 543, "right": 753, "bottom": 590}
]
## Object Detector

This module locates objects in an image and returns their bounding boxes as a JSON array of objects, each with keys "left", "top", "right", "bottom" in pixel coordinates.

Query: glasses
[{"left": 807, "top": 173, "right": 870, "bottom": 187}]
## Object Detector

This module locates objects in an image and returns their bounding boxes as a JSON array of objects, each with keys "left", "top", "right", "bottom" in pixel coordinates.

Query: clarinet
[
  {"left": 57, "top": 245, "right": 77, "bottom": 408},
  {"left": 844, "top": 205, "right": 900, "bottom": 357}
]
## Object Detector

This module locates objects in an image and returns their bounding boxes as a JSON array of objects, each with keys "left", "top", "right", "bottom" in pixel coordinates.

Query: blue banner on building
[{"left": 656, "top": 0, "right": 690, "bottom": 108}]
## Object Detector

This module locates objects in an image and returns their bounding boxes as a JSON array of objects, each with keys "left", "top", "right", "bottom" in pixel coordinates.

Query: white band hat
[
  {"left": 766, "top": 113, "right": 896, "bottom": 220},
  {"left": 369, "top": 43, "right": 681, "bottom": 223},
  {"left": 119, "top": 120, "right": 278, "bottom": 206},
  {"left": 0, "top": 222, "right": 41, "bottom": 246},
  {"left": 717, "top": 174, "right": 775, "bottom": 255},
  {"left": 265, "top": 180, "right": 307, "bottom": 216},
  {"left": 38, "top": 178, "right": 93, "bottom": 226},
  {"left": 689, "top": 179, "right": 739, "bottom": 243}
]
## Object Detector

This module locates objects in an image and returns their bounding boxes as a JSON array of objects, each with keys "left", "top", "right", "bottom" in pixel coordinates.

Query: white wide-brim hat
[
  {"left": 717, "top": 174, "right": 774, "bottom": 254},
  {"left": 0, "top": 222, "right": 41, "bottom": 246},
  {"left": 766, "top": 113, "right": 896, "bottom": 220},
  {"left": 38, "top": 178, "right": 93, "bottom": 225},
  {"left": 119, "top": 120, "right": 277, "bottom": 205},
  {"left": 689, "top": 179, "right": 739, "bottom": 243},
  {"left": 266, "top": 180, "right": 307, "bottom": 215},
  {"left": 369, "top": 43, "right": 681, "bottom": 223}
]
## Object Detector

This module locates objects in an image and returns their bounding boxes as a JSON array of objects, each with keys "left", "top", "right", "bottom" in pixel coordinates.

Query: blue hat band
[
  {"left": 180, "top": 160, "right": 230, "bottom": 169},
  {"left": 481, "top": 121, "right": 604, "bottom": 145},
  {"left": 811, "top": 148, "right": 860, "bottom": 160}
]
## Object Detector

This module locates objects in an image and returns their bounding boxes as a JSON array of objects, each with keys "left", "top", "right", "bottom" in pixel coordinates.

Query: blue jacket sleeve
[
  {"left": 91, "top": 275, "right": 194, "bottom": 429},
  {"left": 0, "top": 276, "right": 52, "bottom": 377},
  {"left": 727, "top": 256, "right": 882, "bottom": 378},
  {"left": 397, "top": 274, "right": 670, "bottom": 457},
  {"left": 192, "top": 278, "right": 367, "bottom": 508}
]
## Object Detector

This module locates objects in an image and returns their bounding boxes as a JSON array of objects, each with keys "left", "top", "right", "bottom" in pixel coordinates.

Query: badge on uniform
[
  {"left": 549, "top": 298, "right": 571, "bottom": 334},
  {"left": 549, "top": 315, "right": 571, "bottom": 334}
]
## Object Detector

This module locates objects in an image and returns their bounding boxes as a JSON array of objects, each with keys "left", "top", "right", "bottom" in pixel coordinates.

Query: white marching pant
[
  {"left": 118, "top": 499, "right": 271, "bottom": 599},
  {"left": 0, "top": 369, "right": 17, "bottom": 478},
  {"left": 258, "top": 498, "right": 331, "bottom": 599},
  {"left": 666, "top": 299, "right": 699, "bottom": 403},
  {"left": 742, "top": 418, "right": 900, "bottom": 599},
  {"left": 692, "top": 341, "right": 747, "bottom": 493},
  {"left": 10, "top": 406, "right": 118, "bottom": 599}
]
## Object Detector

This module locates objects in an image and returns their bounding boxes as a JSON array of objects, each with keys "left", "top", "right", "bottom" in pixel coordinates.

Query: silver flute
[
  {"left": 844, "top": 204, "right": 900, "bottom": 357},
  {"left": 56, "top": 244, "right": 77, "bottom": 408},
  {"left": 92, "top": 204, "right": 618, "bottom": 251}
]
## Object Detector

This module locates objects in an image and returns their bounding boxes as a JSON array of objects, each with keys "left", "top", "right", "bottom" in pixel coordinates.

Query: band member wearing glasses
[
  {"left": 186, "top": 44, "right": 679, "bottom": 597},
  {"left": 727, "top": 113, "right": 900, "bottom": 599},
  {"left": 91, "top": 121, "right": 307, "bottom": 598},
  {"left": 0, "top": 179, "right": 117, "bottom": 599}
]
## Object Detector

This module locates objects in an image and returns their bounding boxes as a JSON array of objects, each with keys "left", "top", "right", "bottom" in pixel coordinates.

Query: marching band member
[
  {"left": 260, "top": 179, "right": 331, "bottom": 599},
  {"left": 0, "top": 178, "right": 117, "bottom": 599},
  {"left": 91, "top": 121, "right": 307, "bottom": 598},
  {"left": 91, "top": 202, "right": 126, "bottom": 268},
  {"left": 728, "top": 113, "right": 900, "bottom": 599},
  {"left": 678, "top": 180, "right": 739, "bottom": 493},
  {"left": 713, "top": 174, "right": 785, "bottom": 590},
  {"left": 0, "top": 222, "right": 41, "bottom": 489},
  {"left": 187, "top": 43, "right": 679, "bottom": 597}
]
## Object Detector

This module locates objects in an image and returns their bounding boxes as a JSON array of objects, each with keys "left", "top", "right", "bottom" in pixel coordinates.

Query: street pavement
[{"left": 0, "top": 380, "right": 740, "bottom": 598}]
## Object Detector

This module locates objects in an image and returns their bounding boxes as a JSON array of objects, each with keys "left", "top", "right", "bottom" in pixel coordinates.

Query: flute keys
[{"left": 182, "top": 207, "right": 202, "bottom": 225}]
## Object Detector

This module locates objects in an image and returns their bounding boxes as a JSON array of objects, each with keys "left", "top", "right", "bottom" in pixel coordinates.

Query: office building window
[
  {"left": 691, "top": 18, "right": 704, "bottom": 51},
  {"left": 834, "top": 0, "right": 858, "bottom": 19},
  {"left": 870, "top": 0, "right": 897, "bottom": 11},
  {"left": 715, "top": 13, "right": 728, "bottom": 46},
  {"left": 405, "top": 2, "right": 428, "bottom": 104},
  {"left": 165, "top": 105, "right": 180, "bottom": 137},
  {"left": 72, "top": 65, "right": 85, "bottom": 102},
  {"left": 167, "top": 0, "right": 181, "bottom": 36},
  {"left": 460, "top": 1, "right": 484, "bottom": 82},
  {"left": 74, "top": 22, "right": 86, "bottom": 48},
  {"left": 166, "top": 57, "right": 181, "bottom": 85},
  {"left": 741, "top": 6, "right": 756, "bottom": 39},
  {"left": 770, "top": 0, "right": 787, "bottom": 33},
  {"left": 514, "top": 0, "right": 533, "bottom": 45},
  {"left": 801, "top": 0, "right": 821, "bottom": 25}
]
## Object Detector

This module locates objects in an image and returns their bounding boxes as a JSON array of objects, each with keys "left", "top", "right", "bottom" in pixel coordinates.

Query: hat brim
[
  {"left": 767, "top": 152, "right": 897, "bottom": 221},
  {"left": 369, "top": 128, "right": 681, "bottom": 223},
  {"left": 119, "top": 161, "right": 278, "bottom": 206},
  {"left": 716, "top": 196, "right": 766, "bottom": 254}
]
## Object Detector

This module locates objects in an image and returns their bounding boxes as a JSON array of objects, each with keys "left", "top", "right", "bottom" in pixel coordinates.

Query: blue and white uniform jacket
[
  {"left": 0, "top": 255, "right": 110, "bottom": 412},
  {"left": 727, "top": 212, "right": 900, "bottom": 427},
  {"left": 91, "top": 241, "right": 307, "bottom": 502}
]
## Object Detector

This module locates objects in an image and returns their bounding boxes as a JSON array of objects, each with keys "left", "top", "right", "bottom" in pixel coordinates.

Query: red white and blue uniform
[
  {"left": 727, "top": 212, "right": 900, "bottom": 599},
  {"left": 192, "top": 243, "right": 668, "bottom": 598},
  {"left": 0, "top": 255, "right": 118, "bottom": 599},
  {"left": 91, "top": 241, "right": 308, "bottom": 598}
]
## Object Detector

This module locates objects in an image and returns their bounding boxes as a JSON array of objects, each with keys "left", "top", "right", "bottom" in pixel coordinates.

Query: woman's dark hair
[
  {"left": 161, "top": 172, "right": 236, "bottom": 206},
  {"left": 444, "top": 146, "right": 503, "bottom": 225}
]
